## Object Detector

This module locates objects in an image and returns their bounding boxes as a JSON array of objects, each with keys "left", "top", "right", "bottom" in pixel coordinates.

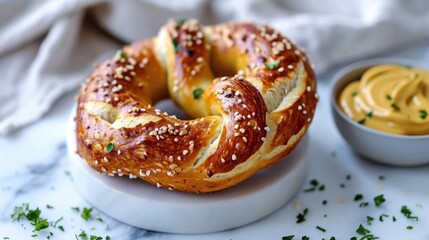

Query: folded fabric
[{"left": 1, "top": 0, "right": 428, "bottom": 135}]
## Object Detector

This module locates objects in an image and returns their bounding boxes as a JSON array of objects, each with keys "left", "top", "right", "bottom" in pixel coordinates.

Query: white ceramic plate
[{"left": 66, "top": 103, "right": 308, "bottom": 233}]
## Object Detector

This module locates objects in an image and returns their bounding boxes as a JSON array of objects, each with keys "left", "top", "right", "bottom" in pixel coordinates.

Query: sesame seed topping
[
  {"left": 287, "top": 65, "right": 293, "bottom": 69},
  {"left": 196, "top": 57, "right": 203, "bottom": 63},
  {"left": 307, "top": 86, "right": 311, "bottom": 92},
  {"left": 278, "top": 67, "right": 284, "bottom": 72},
  {"left": 298, "top": 105, "right": 303, "bottom": 110},
  {"left": 242, "top": 137, "right": 247, "bottom": 142},
  {"left": 264, "top": 127, "right": 270, "bottom": 132},
  {"left": 221, "top": 158, "right": 226, "bottom": 163},
  {"left": 232, "top": 154, "right": 237, "bottom": 161},
  {"left": 183, "top": 150, "right": 189, "bottom": 155}
]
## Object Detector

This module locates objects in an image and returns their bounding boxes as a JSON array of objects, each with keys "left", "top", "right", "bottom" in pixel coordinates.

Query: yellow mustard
[{"left": 338, "top": 64, "right": 429, "bottom": 135}]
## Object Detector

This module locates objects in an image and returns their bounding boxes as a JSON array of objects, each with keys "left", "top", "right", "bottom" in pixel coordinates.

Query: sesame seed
[
  {"left": 221, "top": 158, "right": 226, "bottom": 163},
  {"left": 307, "top": 118, "right": 312, "bottom": 122},
  {"left": 303, "top": 110, "right": 307, "bottom": 114},
  {"left": 264, "top": 127, "right": 270, "bottom": 132},
  {"left": 234, "top": 124, "right": 239, "bottom": 129},
  {"left": 278, "top": 67, "right": 284, "bottom": 72},
  {"left": 307, "top": 86, "right": 311, "bottom": 92},
  {"left": 298, "top": 105, "right": 303, "bottom": 110},
  {"left": 261, "top": 137, "right": 266, "bottom": 141},
  {"left": 117, "top": 150, "right": 121, "bottom": 155},
  {"left": 156, "top": 183, "right": 162, "bottom": 188},
  {"left": 232, "top": 154, "right": 237, "bottom": 161},
  {"left": 183, "top": 150, "right": 189, "bottom": 155},
  {"left": 103, "top": 157, "right": 109, "bottom": 163},
  {"left": 287, "top": 65, "right": 293, "bottom": 69},
  {"left": 94, "top": 160, "right": 99, "bottom": 165},
  {"left": 191, "top": 70, "right": 197, "bottom": 76},
  {"left": 242, "top": 137, "right": 247, "bottom": 142},
  {"left": 169, "top": 164, "right": 178, "bottom": 169},
  {"left": 101, "top": 167, "right": 107, "bottom": 172},
  {"left": 196, "top": 57, "right": 203, "bottom": 63},
  {"left": 239, "top": 128, "right": 245, "bottom": 133}
]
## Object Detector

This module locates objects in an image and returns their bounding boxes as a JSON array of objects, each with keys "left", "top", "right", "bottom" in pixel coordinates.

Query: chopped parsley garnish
[
  {"left": 11, "top": 203, "right": 29, "bottom": 221},
  {"left": 322, "top": 200, "right": 327, "bottom": 205},
  {"left": 354, "top": 194, "right": 363, "bottom": 201},
  {"left": 117, "top": 50, "right": 127, "bottom": 59},
  {"left": 340, "top": 183, "right": 345, "bottom": 188},
  {"left": 393, "top": 216, "right": 397, "bottom": 222},
  {"left": 374, "top": 194, "right": 386, "bottom": 207},
  {"left": 264, "top": 60, "right": 280, "bottom": 70},
  {"left": 46, "top": 204, "right": 54, "bottom": 209},
  {"left": 105, "top": 143, "right": 114, "bottom": 153},
  {"left": 303, "top": 179, "right": 323, "bottom": 192},
  {"left": 52, "top": 217, "right": 63, "bottom": 228},
  {"left": 282, "top": 236, "right": 295, "bottom": 240},
  {"left": 316, "top": 226, "right": 326, "bottom": 232},
  {"left": 401, "top": 205, "right": 418, "bottom": 220},
  {"left": 172, "top": 39, "right": 181, "bottom": 52},
  {"left": 296, "top": 208, "right": 308, "bottom": 223},
  {"left": 352, "top": 91, "right": 358, "bottom": 97},
  {"left": 58, "top": 226, "right": 65, "bottom": 232},
  {"left": 81, "top": 207, "right": 93, "bottom": 221},
  {"left": 357, "top": 118, "right": 366, "bottom": 124},
  {"left": 359, "top": 202, "right": 369, "bottom": 207},
  {"left": 193, "top": 88, "right": 204, "bottom": 99},
  {"left": 379, "top": 214, "right": 388, "bottom": 222},
  {"left": 366, "top": 216, "right": 374, "bottom": 225},
  {"left": 390, "top": 103, "right": 400, "bottom": 111},
  {"left": 406, "top": 226, "right": 413, "bottom": 230},
  {"left": 71, "top": 207, "right": 80, "bottom": 212},
  {"left": 346, "top": 174, "right": 351, "bottom": 180},
  {"left": 302, "top": 236, "right": 309, "bottom": 240},
  {"left": 356, "top": 224, "right": 370, "bottom": 235},
  {"left": 386, "top": 95, "right": 392, "bottom": 101},
  {"left": 11, "top": 203, "right": 50, "bottom": 232},
  {"left": 378, "top": 175, "right": 385, "bottom": 180},
  {"left": 419, "top": 110, "right": 427, "bottom": 119}
]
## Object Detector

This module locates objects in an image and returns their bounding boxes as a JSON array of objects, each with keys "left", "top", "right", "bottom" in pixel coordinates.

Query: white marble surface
[{"left": 1, "top": 42, "right": 429, "bottom": 240}]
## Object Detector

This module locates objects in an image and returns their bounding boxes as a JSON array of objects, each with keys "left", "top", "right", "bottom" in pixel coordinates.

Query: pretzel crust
[{"left": 75, "top": 19, "right": 318, "bottom": 193}]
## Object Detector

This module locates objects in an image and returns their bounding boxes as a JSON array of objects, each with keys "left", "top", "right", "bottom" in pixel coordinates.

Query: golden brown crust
[{"left": 75, "top": 19, "right": 318, "bottom": 193}]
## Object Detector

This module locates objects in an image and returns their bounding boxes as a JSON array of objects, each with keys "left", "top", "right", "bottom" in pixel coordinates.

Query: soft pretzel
[{"left": 75, "top": 19, "right": 318, "bottom": 193}]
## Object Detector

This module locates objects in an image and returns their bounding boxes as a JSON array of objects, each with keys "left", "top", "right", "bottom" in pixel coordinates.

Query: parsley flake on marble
[{"left": 374, "top": 194, "right": 386, "bottom": 207}]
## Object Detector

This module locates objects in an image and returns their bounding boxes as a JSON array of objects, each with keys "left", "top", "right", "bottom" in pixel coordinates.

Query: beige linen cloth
[{"left": 0, "top": 0, "right": 428, "bottom": 135}]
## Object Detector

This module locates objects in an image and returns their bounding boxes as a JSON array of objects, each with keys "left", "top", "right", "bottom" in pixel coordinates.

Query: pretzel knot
[{"left": 76, "top": 19, "right": 318, "bottom": 193}]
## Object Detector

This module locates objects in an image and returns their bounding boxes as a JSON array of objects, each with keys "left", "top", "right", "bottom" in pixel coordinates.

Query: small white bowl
[{"left": 330, "top": 58, "right": 429, "bottom": 166}]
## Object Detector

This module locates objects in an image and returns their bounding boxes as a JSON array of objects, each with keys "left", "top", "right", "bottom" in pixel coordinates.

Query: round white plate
[{"left": 66, "top": 105, "right": 308, "bottom": 234}]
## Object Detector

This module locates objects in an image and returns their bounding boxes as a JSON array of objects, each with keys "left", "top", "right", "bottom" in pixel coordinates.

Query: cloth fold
[{"left": 1, "top": 0, "right": 429, "bottom": 135}]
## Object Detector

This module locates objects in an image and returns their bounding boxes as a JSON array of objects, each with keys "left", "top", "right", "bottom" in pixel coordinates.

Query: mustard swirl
[{"left": 338, "top": 64, "right": 429, "bottom": 135}]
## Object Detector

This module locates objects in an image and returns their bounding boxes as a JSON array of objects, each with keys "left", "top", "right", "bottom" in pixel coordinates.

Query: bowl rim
[{"left": 330, "top": 57, "right": 429, "bottom": 140}]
